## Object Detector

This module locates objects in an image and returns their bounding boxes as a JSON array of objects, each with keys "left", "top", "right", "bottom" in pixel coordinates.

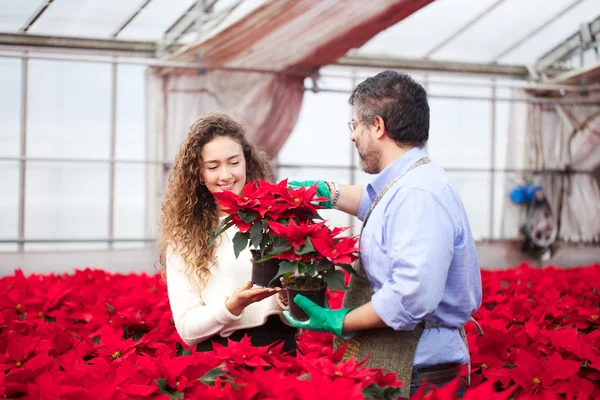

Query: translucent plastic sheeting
[
  {"left": 351, "top": 0, "right": 599, "bottom": 65},
  {"left": 0, "top": 0, "right": 44, "bottom": 32}
]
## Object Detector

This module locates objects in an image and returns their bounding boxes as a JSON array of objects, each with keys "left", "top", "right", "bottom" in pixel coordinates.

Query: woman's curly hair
[{"left": 158, "top": 113, "right": 274, "bottom": 286}]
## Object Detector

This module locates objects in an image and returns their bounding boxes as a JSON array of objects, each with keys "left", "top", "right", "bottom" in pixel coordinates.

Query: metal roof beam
[
  {"left": 160, "top": 0, "right": 219, "bottom": 53},
  {"left": 423, "top": 0, "right": 506, "bottom": 58},
  {"left": 335, "top": 55, "right": 568, "bottom": 80},
  {"left": 0, "top": 33, "right": 156, "bottom": 56},
  {"left": 111, "top": 0, "right": 154, "bottom": 39},
  {"left": 19, "top": 0, "right": 55, "bottom": 33},
  {"left": 536, "top": 14, "right": 600, "bottom": 72}
]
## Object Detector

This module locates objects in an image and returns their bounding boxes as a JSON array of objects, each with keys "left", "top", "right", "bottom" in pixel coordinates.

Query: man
[{"left": 285, "top": 70, "right": 482, "bottom": 397}]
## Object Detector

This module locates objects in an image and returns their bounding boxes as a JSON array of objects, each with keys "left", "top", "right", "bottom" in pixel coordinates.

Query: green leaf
[
  {"left": 337, "top": 264, "right": 369, "bottom": 283},
  {"left": 315, "top": 258, "right": 334, "bottom": 272},
  {"left": 169, "top": 392, "right": 184, "bottom": 400},
  {"left": 224, "top": 380, "right": 242, "bottom": 390},
  {"left": 209, "top": 221, "right": 233, "bottom": 245},
  {"left": 106, "top": 302, "right": 115, "bottom": 315},
  {"left": 44, "top": 315, "right": 56, "bottom": 323},
  {"left": 232, "top": 231, "right": 250, "bottom": 259},
  {"left": 155, "top": 378, "right": 168, "bottom": 394},
  {"left": 272, "top": 241, "right": 292, "bottom": 255},
  {"left": 255, "top": 254, "right": 274, "bottom": 263},
  {"left": 198, "top": 367, "right": 226, "bottom": 385},
  {"left": 324, "top": 270, "right": 347, "bottom": 291},
  {"left": 250, "top": 221, "right": 263, "bottom": 248},
  {"left": 238, "top": 210, "right": 257, "bottom": 223},
  {"left": 270, "top": 261, "right": 299, "bottom": 283},
  {"left": 133, "top": 330, "right": 147, "bottom": 342},
  {"left": 176, "top": 342, "right": 192, "bottom": 356},
  {"left": 297, "top": 373, "right": 310, "bottom": 380},
  {"left": 502, "top": 364, "right": 517, "bottom": 369},
  {"left": 259, "top": 233, "right": 271, "bottom": 257},
  {"left": 296, "top": 237, "right": 315, "bottom": 255},
  {"left": 362, "top": 382, "right": 402, "bottom": 399}
]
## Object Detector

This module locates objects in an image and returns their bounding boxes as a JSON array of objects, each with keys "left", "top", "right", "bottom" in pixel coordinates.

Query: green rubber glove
[
  {"left": 287, "top": 180, "right": 333, "bottom": 209},
  {"left": 283, "top": 295, "right": 355, "bottom": 338}
]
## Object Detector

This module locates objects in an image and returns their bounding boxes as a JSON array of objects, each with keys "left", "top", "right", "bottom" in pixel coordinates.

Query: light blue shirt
[{"left": 357, "top": 147, "right": 482, "bottom": 367}]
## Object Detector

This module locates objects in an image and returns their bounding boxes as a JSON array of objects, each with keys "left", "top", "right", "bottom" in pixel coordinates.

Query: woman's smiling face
[{"left": 200, "top": 136, "right": 247, "bottom": 197}]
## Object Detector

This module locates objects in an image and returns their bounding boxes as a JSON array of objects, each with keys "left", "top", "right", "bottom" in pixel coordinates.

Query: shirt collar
[{"left": 367, "top": 146, "right": 428, "bottom": 201}]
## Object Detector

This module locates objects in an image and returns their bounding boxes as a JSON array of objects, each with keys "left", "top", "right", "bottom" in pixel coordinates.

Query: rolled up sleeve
[{"left": 371, "top": 189, "right": 455, "bottom": 331}]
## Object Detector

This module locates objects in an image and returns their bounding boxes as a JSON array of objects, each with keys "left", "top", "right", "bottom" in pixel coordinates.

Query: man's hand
[
  {"left": 282, "top": 295, "right": 355, "bottom": 338},
  {"left": 225, "top": 281, "right": 280, "bottom": 316},
  {"left": 287, "top": 180, "right": 333, "bottom": 209}
]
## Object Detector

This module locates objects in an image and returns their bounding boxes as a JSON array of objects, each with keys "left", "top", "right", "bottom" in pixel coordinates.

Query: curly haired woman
[{"left": 159, "top": 113, "right": 297, "bottom": 354}]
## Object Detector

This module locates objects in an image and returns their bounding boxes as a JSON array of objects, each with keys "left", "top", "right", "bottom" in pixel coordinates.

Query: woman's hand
[
  {"left": 277, "top": 290, "right": 289, "bottom": 309},
  {"left": 225, "top": 281, "right": 280, "bottom": 316}
]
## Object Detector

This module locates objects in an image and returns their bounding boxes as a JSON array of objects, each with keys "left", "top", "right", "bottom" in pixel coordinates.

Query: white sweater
[{"left": 166, "top": 226, "right": 287, "bottom": 346}]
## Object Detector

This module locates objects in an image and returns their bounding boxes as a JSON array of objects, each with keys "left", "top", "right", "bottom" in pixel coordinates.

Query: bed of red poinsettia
[{"left": 1, "top": 263, "right": 599, "bottom": 399}]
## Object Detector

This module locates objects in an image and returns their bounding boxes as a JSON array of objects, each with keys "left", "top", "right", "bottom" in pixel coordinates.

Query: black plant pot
[
  {"left": 251, "top": 258, "right": 282, "bottom": 287},
  {"left": 286, "top": 285, "right": 327, "bottom": 321}
]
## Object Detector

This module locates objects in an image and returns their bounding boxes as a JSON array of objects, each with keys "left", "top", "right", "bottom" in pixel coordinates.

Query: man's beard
[{"left": 357, "top": 140, "right": 380, "bottom": 174}]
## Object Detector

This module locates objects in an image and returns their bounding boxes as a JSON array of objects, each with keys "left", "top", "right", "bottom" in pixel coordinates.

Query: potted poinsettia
[
  {"left": 212, "top": 179, "right": 361, "bottom": 320},
  {"left": 211, "top": 179, "right": 327, "bottom": 287},
  {"left": 264, "top": 218, "right": 360, "bottom": 321}
]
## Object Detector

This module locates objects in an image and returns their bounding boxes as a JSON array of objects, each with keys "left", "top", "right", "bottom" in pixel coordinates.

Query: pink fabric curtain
[{"left": 148, "top": 0, "right": 433, "bottom": 158}]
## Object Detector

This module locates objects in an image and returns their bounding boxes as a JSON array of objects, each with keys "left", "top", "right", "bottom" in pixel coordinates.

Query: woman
[{"left": 159, "top": 113, "right": 296, "bottom": 353}]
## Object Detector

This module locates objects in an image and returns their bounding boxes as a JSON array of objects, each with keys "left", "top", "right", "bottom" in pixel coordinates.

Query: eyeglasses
[{"left": 347, "top": 120, "right": 360, "bottom": 132}]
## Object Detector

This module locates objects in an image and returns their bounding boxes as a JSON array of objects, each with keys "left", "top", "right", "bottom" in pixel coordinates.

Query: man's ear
[{"left": 372, "top": 115, "right": 386, "bottom": 140}]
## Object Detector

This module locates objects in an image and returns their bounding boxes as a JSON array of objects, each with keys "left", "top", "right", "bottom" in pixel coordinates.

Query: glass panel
[
  {"left": 427, "top": 97, "right": 492, "bottom": 169},
  {"left": 498, "top": 0, "right": 600, "bottom": 64},
  {"left": 351, "top": 0, "right": 501, "bottom": 59},
  {"left": 25, "top": 162, "right": 109, "bottom": 243},
  {"left": 0, "top": 161, "right": 19, "bottom": 243},
  {"left": 116, "top": 64, "right": 146, "bottom": 161},
  {"left": 27, "top": 0, "right": 146, "bottom": 38},
  {"left": 0, "top": 243, "right": 18, "bottom": 252},
  {"left": 278, "top": 91, "right": 352, "bottom": 168},
  {"left": 118, "top": 0, "right": 197, "bottom": 41},
  {"left": 494, "top": 86, "right": 512, "bottom": 170},
  {"left": 27, "top": 60, "right": 111, "bottom": 159},
  {"left": 0, "top": 58, "right": 21, "bottom": 158},
  {"left": 492, "top": 171, "right": 509, "bottom": 240},
  {"left": 114, "top": 164, "right": 145, "bottom": 240},
  {"left": 25, "top": 242, "right": 109, "bottom": 251},
  {"left": 447, "top": 171, "right": 491, "bottom": 241},
  {"left": 431, "top": 0, "right": 578, "bottom": 63},
  {"left": 0, "top": 0, "right": 44, "bottom": 32}
]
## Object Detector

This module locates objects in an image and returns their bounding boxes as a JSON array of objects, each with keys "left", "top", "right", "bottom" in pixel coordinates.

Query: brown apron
[{"left": 333, "top": 156, "right": 430, "bottom": 398}]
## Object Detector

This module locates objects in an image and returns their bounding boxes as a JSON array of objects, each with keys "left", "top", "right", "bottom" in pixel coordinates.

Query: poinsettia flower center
[
  {"left": 481, "top": 364, "right": 488, "bottom": 369},
  {"left": 38, "top": 312, "right": 43, "bottom": 317},
  {"left": 591, "top": 315, "right": 598, "bottom": 320},
  {"left": 244, "top": 197, "right": 248, "bottom": 200},
  {"left": 334, "top": 371, "right": 343, "bottom": 377},
  {"left": 108, "top": 319, "right": 113, "bottom": 324},
  {"left": 532, "top": 377, "right": 541, "bottom": 384},
  {"left": 112, "top": 351, "right": 121, "bottom": 359},
  {"left": 15, "top": 361, "right": 21, "bottom": 367},
  {"left": 176, "top": 381, "right": 180, "bottom": 387},
  {"left": 16, "top": 304, "right": 21, "bottom": 310},
  {"left": 294, "top": 198, "right": 300, "bottom": 203}
]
